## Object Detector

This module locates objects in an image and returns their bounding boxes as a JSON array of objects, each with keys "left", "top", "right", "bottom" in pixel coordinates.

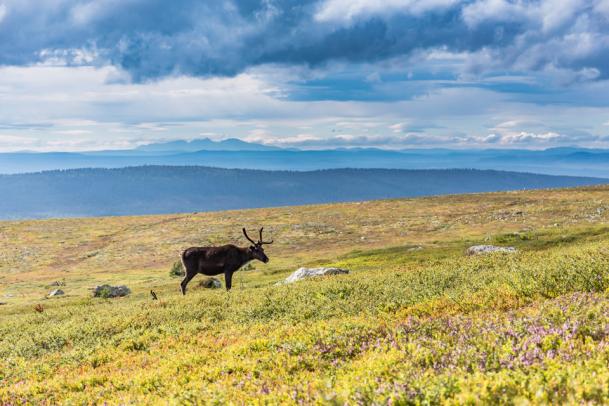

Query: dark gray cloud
[{"left": 0, "top": 0, "right": 608, "bottom": 82}]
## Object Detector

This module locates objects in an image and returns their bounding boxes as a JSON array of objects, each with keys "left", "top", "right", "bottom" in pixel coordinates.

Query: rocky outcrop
[
  {"left": 282, "top": 267, "right": 350, "bottom": 284},
  {"left": 466, "top": 245, "right": 517, "bottom": 255},
  {"left": 48, "top": 289, "right": 65, "bottom": 297}
]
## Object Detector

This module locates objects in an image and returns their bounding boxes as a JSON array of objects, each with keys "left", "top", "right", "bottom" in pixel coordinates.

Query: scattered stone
[
  {"left": 466, "top": 245, "right": 517, "bottom": 255},
  {"left": 92, "top": 285, "right": 131, "bottom": 298},
  {"left": 48, "top": 289, "right": 65, "bottom": 297},
  {"left": 197, "top": 277, "right": 222, "bottom": 289},
  {"left": 0, "top": 302, "right": 7, "bottom": 306},
  {"left": 50, "top": 280, "right": 65, "bottom": 287},
  {"left": 282, "top": 267, "right": 350, "bottom": 284}
]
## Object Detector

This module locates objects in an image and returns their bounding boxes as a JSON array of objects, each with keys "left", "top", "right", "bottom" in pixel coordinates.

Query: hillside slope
[
  {"left": 2, "top": 186, "right": 609, "bottom": 403},
  {"left": 0, "top": 166, "right": 605, "bottom": 219}
]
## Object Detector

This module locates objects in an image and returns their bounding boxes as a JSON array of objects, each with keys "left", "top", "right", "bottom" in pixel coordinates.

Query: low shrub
[{"left": 169, "top": 261, "right": 185, "bottom": 278}]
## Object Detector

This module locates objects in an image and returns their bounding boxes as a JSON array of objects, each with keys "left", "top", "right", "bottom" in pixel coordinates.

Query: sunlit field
[{"left": 2, "top": 185, "right": 609, "bottom": 403}]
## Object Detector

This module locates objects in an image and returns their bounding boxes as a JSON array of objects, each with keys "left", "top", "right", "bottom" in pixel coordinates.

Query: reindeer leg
[
  {"left": 180, "top": 272, "right": 196, "bottom": 295},
  {"left": 224, "top": 270, "right": 233, "bottom": 291}
]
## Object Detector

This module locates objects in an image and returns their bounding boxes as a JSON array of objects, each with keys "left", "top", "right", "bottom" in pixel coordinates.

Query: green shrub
[
  {"left": 96, "top": 286, "right": 113, "bottom": 298},
  {"left": 169, "top": 261, "right": 185, "bottom": 278}
]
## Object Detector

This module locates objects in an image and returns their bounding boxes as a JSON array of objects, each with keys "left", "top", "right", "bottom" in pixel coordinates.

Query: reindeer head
[{"left": 243, "top": 227, "right": 273, "bottom": 263}]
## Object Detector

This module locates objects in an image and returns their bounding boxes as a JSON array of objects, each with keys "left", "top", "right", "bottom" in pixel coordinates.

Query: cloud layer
[
  {"left": 0, "top": 0, "right": 609, "bottom": 151},
  {"left": 1, "top": 0, "right": 609, "bottom": 81}
]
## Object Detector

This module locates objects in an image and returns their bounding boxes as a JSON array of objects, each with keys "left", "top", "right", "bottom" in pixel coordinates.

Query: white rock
[
  {"left": 48, "top": 289, "right": 65, "bottom": 297},
  {"left": 283, "top": 267, "right": 350, "bottom": 284},
  {"left": 466, "top": 245, "right": 517, "bottom": 255}
]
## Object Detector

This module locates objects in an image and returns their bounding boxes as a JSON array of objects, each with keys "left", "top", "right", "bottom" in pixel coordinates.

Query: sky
[{"left": 0, "top": 0, "right": 609, "bottom": 151}]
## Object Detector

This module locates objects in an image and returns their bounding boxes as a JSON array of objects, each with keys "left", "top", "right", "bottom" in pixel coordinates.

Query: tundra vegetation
[{"left": 1, "top": 185, "right": 609, "bottom": 403}]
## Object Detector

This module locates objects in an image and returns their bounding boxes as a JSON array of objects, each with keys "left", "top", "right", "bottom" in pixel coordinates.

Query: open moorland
[{"left": 2, "top": 185, "right": 609, "bottom": 403}]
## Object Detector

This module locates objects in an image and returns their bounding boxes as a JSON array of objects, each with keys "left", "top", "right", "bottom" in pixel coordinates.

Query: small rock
[
  {"left": 50, "top": 281, "right": 65, "bottom": 287},
  {"left": 282, "top": 267, "right": 350, "bottom": 284},
  {"left": 197, "top": 277, "right": 222, "bottom": 289},
  {"left": 466, "top": 245, "right": 517, "bottom": 255},
  {"left": 48, "top": 289, "right": 65, "bottom": 297},
  {"left": 92, "top": 285, "right": 131, "bottom": 298}
]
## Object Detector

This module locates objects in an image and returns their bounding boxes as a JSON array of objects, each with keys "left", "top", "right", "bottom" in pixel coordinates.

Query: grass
[{"left": 2, "top": 185, "right": 609, "bottom": 403}]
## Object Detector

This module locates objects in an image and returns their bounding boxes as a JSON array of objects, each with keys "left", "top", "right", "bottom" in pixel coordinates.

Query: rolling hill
[
  {"left": 0, "top": 166, "right": 605, "bottom": 219},
  {"left": 2, "top": 186, "right": 609, "bottom": 402}
]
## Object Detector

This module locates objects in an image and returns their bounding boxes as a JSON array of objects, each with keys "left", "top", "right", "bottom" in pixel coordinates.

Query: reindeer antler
[
  {"left": 259, "top": 227, "right": 274, "bottom": 245},
  {"left": 243, "top": 228, "right": 257, "bottom": 245}
]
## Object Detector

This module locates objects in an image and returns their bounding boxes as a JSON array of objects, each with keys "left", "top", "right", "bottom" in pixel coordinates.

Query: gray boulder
[
  {"left": 283, "top": 267, "right": 350, "bottom": 284},
  {"left": 92, "top": 285, "right": 131, "bottom": 298},
  {"left": 197, "top": 277, "right": 222, "bottom": 289},
  {"left": 48, "top": 289, "right": 65, "bottom": 297},
  {"left": 466, "top": 245, "right": 517, "bottom": 255}
]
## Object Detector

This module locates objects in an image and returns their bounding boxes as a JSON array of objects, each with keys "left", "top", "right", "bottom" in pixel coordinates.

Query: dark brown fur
[{"left": 180, "top": 228, "right": 272, "bottom": 295}]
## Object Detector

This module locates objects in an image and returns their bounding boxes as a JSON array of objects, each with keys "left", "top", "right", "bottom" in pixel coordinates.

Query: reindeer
[{"left": 180, "top": 227, "right": 273, "bottom": 295}]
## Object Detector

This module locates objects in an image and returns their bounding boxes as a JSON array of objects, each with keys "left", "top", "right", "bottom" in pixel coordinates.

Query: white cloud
[
  {"left": 540, "top": 0, "right": 586, "bottom": 33},
  {"left": 243, "top": 132, "right": 442, "bottom": 149},
  {"left": 390, "top": 123, "right": 407, "bottom": 133},
  {"left": 0, "top": 63, "right": 609, "bottom": 152},
  {"left": 500, "top": 131, "right": 565, "bottom": 144},
  {"left": 38, "top": 47, "right": 100, "bottom": 66},
  {"left": 461, "top": 0, "right": 533, "bottom": 27},
  {"left": 462, "top": 0, "right": 585, "bottom": 31},
  {"left": 315, "top": 0, "right": 458, "bottom": 23},
  {"left": 69, "top": 0, "right": 125, "bottom": 26},
  {"left": 53, "top": 129, "right": 92, "bottom": 135},
  {"left": 0, "top": 135, "right": 37, "bottom": 151},
  {"left": 597, "top": 0, "right": 609, "bottom": 16},
  {"left": 480, "top": 116, "right": 607, "bottom": 146},
  {"left": 0, "top": 4, "right": 7, "bottom": 24}
]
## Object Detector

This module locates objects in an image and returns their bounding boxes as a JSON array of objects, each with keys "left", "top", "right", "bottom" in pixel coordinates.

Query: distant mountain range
[
  {"left": 133, "top": 137, "right": 281, "bottom": 153},
  {"left": 0, "top": 166, "right": 605, "bottom": 219},
  {"left": 1, "top": 139, "right": 609, "bottom": 178}
]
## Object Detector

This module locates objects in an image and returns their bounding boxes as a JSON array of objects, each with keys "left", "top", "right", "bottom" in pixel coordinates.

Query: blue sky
[{"left": 0, "top": 0, "right": 609, "bottom": 151}]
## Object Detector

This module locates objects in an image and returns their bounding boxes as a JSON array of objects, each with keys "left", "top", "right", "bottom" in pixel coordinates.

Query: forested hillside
[{"left": 0, "top": 166, "right": 604, "bottom": 219}]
